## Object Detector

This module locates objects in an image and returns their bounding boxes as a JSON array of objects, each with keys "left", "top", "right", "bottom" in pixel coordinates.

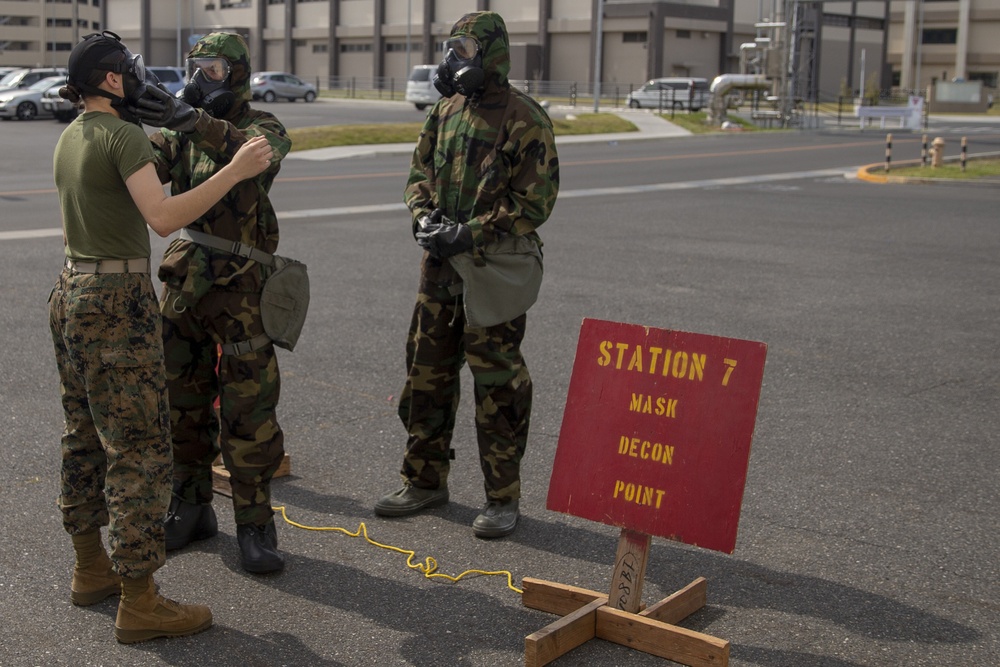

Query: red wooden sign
[{"left": 546, "top": 319, "right": 767, "bottom": 554}]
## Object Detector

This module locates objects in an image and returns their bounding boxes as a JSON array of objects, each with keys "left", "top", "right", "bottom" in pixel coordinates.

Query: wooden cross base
[
  {"left": 211, "top": 454, "right": 292, "bottom": 498},
  {"left": 523, "top": 530, "right": 729, "bottom": 666},
  {"left": 523, "top": 577, "right": 729, "bottom": 666}
]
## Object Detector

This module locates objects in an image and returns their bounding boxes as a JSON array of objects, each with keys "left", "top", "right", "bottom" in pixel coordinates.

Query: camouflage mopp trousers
[
  {"left": 48, "top": 269, "right": 171, "bottom": 578},
  {"left": 397, "top": 266, "right": 532, "bottom": 503},
  {"left": 160, "top": 285, "right": 285, "bottom": 526}
]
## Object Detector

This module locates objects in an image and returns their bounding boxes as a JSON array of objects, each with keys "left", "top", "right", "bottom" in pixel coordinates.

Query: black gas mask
[
  {"left": 433, "top": 35, "right": 485, "bottom": 98},
  {"left": 182, "top": 57, "right": 236, "bottom": 118},
  {"left": 69, "top": 31, "right": 148, "bottom": 124}
]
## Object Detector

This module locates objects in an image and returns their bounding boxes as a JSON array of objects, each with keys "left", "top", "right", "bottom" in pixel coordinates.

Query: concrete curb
[{"left": 856, "top": 152, "right": 1000, "bottom": 185}]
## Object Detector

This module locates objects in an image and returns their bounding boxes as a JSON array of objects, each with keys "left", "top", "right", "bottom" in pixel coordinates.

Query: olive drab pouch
[
  {"left": 260, "top": 255, "right": 309, "bottom": 351},
  {"left": 447, "top": 234, "right": 543, "bottom": 328},
  {"left": 177, "top": 229, "right": 309, "bottom": 351}
]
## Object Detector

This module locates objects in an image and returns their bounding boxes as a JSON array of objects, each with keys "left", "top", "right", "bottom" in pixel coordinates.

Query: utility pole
[{"left": 593, "top": 0, "right": 604, "bottom": 112}]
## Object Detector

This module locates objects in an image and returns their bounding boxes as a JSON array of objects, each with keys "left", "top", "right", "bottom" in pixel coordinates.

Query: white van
[
  {"left": 626, "top": 77, "right": 710, "bottom": 111},
  {"left": 405, "top": 65, "right": 442, "bottom": 110}
]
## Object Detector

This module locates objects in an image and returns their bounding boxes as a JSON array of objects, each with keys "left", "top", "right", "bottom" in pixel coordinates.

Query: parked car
[
  {"left": 41, "top": 84, "right": 79, "bottom": 122},
  {"left": 250, "top": 72, "right": 316, "bottom": 103},
  {"left": 148, "top": 66, "right": 187, "bottom": 95},
  {"left": 0, "top": 67, "right": 67, "bottom": 92},
  {"left": 405, "top": 64, "right": 442, "bottom": 110},
  {"left": 0, "top": 75, "right": 66, "bottom": 120},
  {"left": 626, "top": 77, "right": 710, "bottom": 111}
]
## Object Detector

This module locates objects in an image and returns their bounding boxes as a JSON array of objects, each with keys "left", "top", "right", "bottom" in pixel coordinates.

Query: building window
[
  {"left": 969, "top": 72, "right": 998, "bottom": 88},
  {"left": 386, "top": 42, "right": 420, "bottom": 52},
  {"left": 623, "top": 32, "right": 647, "bottom": 43},
  {"left": 269, "top": 0, "right": 285, "bottom": 4},
  {"left": 312, "top": 43, "right": 328, "bottom": 54},
  {"left": 48, "top": 18, "right": 74, "bottom": 27},
  {"left": 340, "top": 43, "right": 372, "bottom": 53},
  {"left": 855, "top": 17, "right": 884, "bottom": 31},
  {"left": 220, "top": 0, "right": 251, "bottom": 8},
  {"left": 921, "top": 28, "right": 957, "bottom": 45},
  {"left": 823, "top": 14, "right": 850, "bottom": 28},
  {"left": 676, "top": 30, "right": 691, "bottom": 39},
  {"left": 823, "top": 14, "right": 883, "bottom": 30},
  {"left": 52, "top": 42, "right": 74, "bottom": 52}
]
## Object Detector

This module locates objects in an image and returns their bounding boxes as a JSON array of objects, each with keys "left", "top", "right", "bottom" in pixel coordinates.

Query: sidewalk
[{"left": 285, "top": 108, "right": 691, "bottom": 161}]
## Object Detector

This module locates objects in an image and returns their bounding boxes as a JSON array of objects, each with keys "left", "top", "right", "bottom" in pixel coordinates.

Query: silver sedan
[
  {"left": 0, "top": 75, "right": 66, "bottom": 120},
  {"left": 250, "top": 71, "right": 317, "bottom": 103}
]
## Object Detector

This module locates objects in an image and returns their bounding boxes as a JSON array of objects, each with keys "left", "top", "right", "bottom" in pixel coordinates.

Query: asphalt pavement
[{"left": 0, "top": 107, "right": 998, "bottom": 667}]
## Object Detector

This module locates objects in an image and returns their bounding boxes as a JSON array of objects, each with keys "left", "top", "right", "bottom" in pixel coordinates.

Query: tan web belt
[{"left": 65, "top": 257, "right": 150, "bottom": 274}]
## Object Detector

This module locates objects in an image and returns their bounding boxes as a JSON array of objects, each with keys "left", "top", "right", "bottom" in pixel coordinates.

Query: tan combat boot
[
  {"left": 70, "top": 531, "right": 121, "bottom": 606},
  {"left": 114, "top": 574, "right": 212, "bottom": 644}
]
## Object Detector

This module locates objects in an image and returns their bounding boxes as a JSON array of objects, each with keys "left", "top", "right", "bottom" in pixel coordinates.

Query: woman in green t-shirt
[{"left": 49, "top": 30, "right": 271, "bottom": 645}]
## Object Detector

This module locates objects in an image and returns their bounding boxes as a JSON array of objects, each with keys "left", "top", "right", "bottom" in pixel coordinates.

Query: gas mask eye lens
[
  {"left": 127, "top": 53, "right": 145, "bottom": 81},
  {"left": 188, "top": 58, "right": 231, "bottom": 83},
  {"left": 445, "top": 36, "right": 479, "bottom": 60}
]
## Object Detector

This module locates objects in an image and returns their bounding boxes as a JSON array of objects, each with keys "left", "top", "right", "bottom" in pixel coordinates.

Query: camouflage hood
[
  {"left": 188, "top": 32, "right": 252, "bottom": 121},
  {"left": 449, "top": 11, "right": 510, "bottom": 95}
]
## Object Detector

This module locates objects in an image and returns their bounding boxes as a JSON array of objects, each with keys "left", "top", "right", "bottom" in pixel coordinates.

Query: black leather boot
[
  {"left": 236, "top": 520, "right": 284, "bottom": 574},
  {"left": 164, "top": 496, "right": 218, "bottom": 551}
]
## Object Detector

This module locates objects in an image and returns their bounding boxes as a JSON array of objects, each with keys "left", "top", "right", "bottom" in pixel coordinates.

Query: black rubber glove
[
  {"left": 415, "top": 211, "right": 473, "bottom": 259},
  {"left": 134, "top": 83, "right": 200, "bottom": 133}
]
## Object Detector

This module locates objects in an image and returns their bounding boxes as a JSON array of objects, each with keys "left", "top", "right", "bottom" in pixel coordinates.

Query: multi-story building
[
  {"left": 0, "top": 0, "right": 103, "bottom": 69},
  {"left": 2, "top": 1, "right": 995, "bottom": 100},
  {"left": 889, "top": 0, "right": 1000, "bottom": 92},
  {"left": 100, "top": 0, "right": 894, "bottom": 101}
]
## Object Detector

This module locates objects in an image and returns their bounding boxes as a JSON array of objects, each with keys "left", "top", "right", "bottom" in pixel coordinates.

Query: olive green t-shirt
[{"left": 53, "top": 111, "right": 156, "bottom": 262}]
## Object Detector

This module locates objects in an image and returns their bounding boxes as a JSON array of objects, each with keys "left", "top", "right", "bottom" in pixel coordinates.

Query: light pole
[
  {"left": 914, "top": 0, "right": 924, "bottom": 94},
  {"left": 406, "top": 0, "right": 412, "bottom": 76},
  {"left": 593, "top": 0, "right": 604, "bottom": 112}
]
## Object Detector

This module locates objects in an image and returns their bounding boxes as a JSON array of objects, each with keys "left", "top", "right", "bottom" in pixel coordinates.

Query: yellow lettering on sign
[
  {"left": 597, "top": 341, "right": 707, "bottom": 382},
  {"left": 722, "top": 358, "right": 737, "bottom": 386},
  {"left": 617, "top": 435, "right": 674, "bottom": 465},
  {"left": 613, "top": 479, "right": 667, "bottom": 509},
  {"left": 597, "top": 340, "right": 613, "bottom": 367},
  {"left": 628, "top": 394, "right": 678, "bottom": 419},
  {"left": 627, "top": 346, "right": 643, "bottom": 372}
]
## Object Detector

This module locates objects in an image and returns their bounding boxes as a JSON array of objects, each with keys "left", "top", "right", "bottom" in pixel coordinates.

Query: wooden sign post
[{"left": 525, "top": 318, "right": 767, "bottom": 666}]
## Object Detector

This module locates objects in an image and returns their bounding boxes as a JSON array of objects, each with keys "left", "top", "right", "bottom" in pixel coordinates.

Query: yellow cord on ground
[{"left": 272, "top": 505, "right": 522, "bottom": 594}]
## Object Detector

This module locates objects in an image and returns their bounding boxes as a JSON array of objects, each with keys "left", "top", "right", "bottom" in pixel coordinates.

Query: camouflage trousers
[
  {"left": 160, "top": 285, "right": 284, "bottom": 526},
  {"left": 48, "top": 270, "right": 171, "bottom": 579},
  {"left": 397, "top": 272, "right": 533, "bottom": 503}
]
